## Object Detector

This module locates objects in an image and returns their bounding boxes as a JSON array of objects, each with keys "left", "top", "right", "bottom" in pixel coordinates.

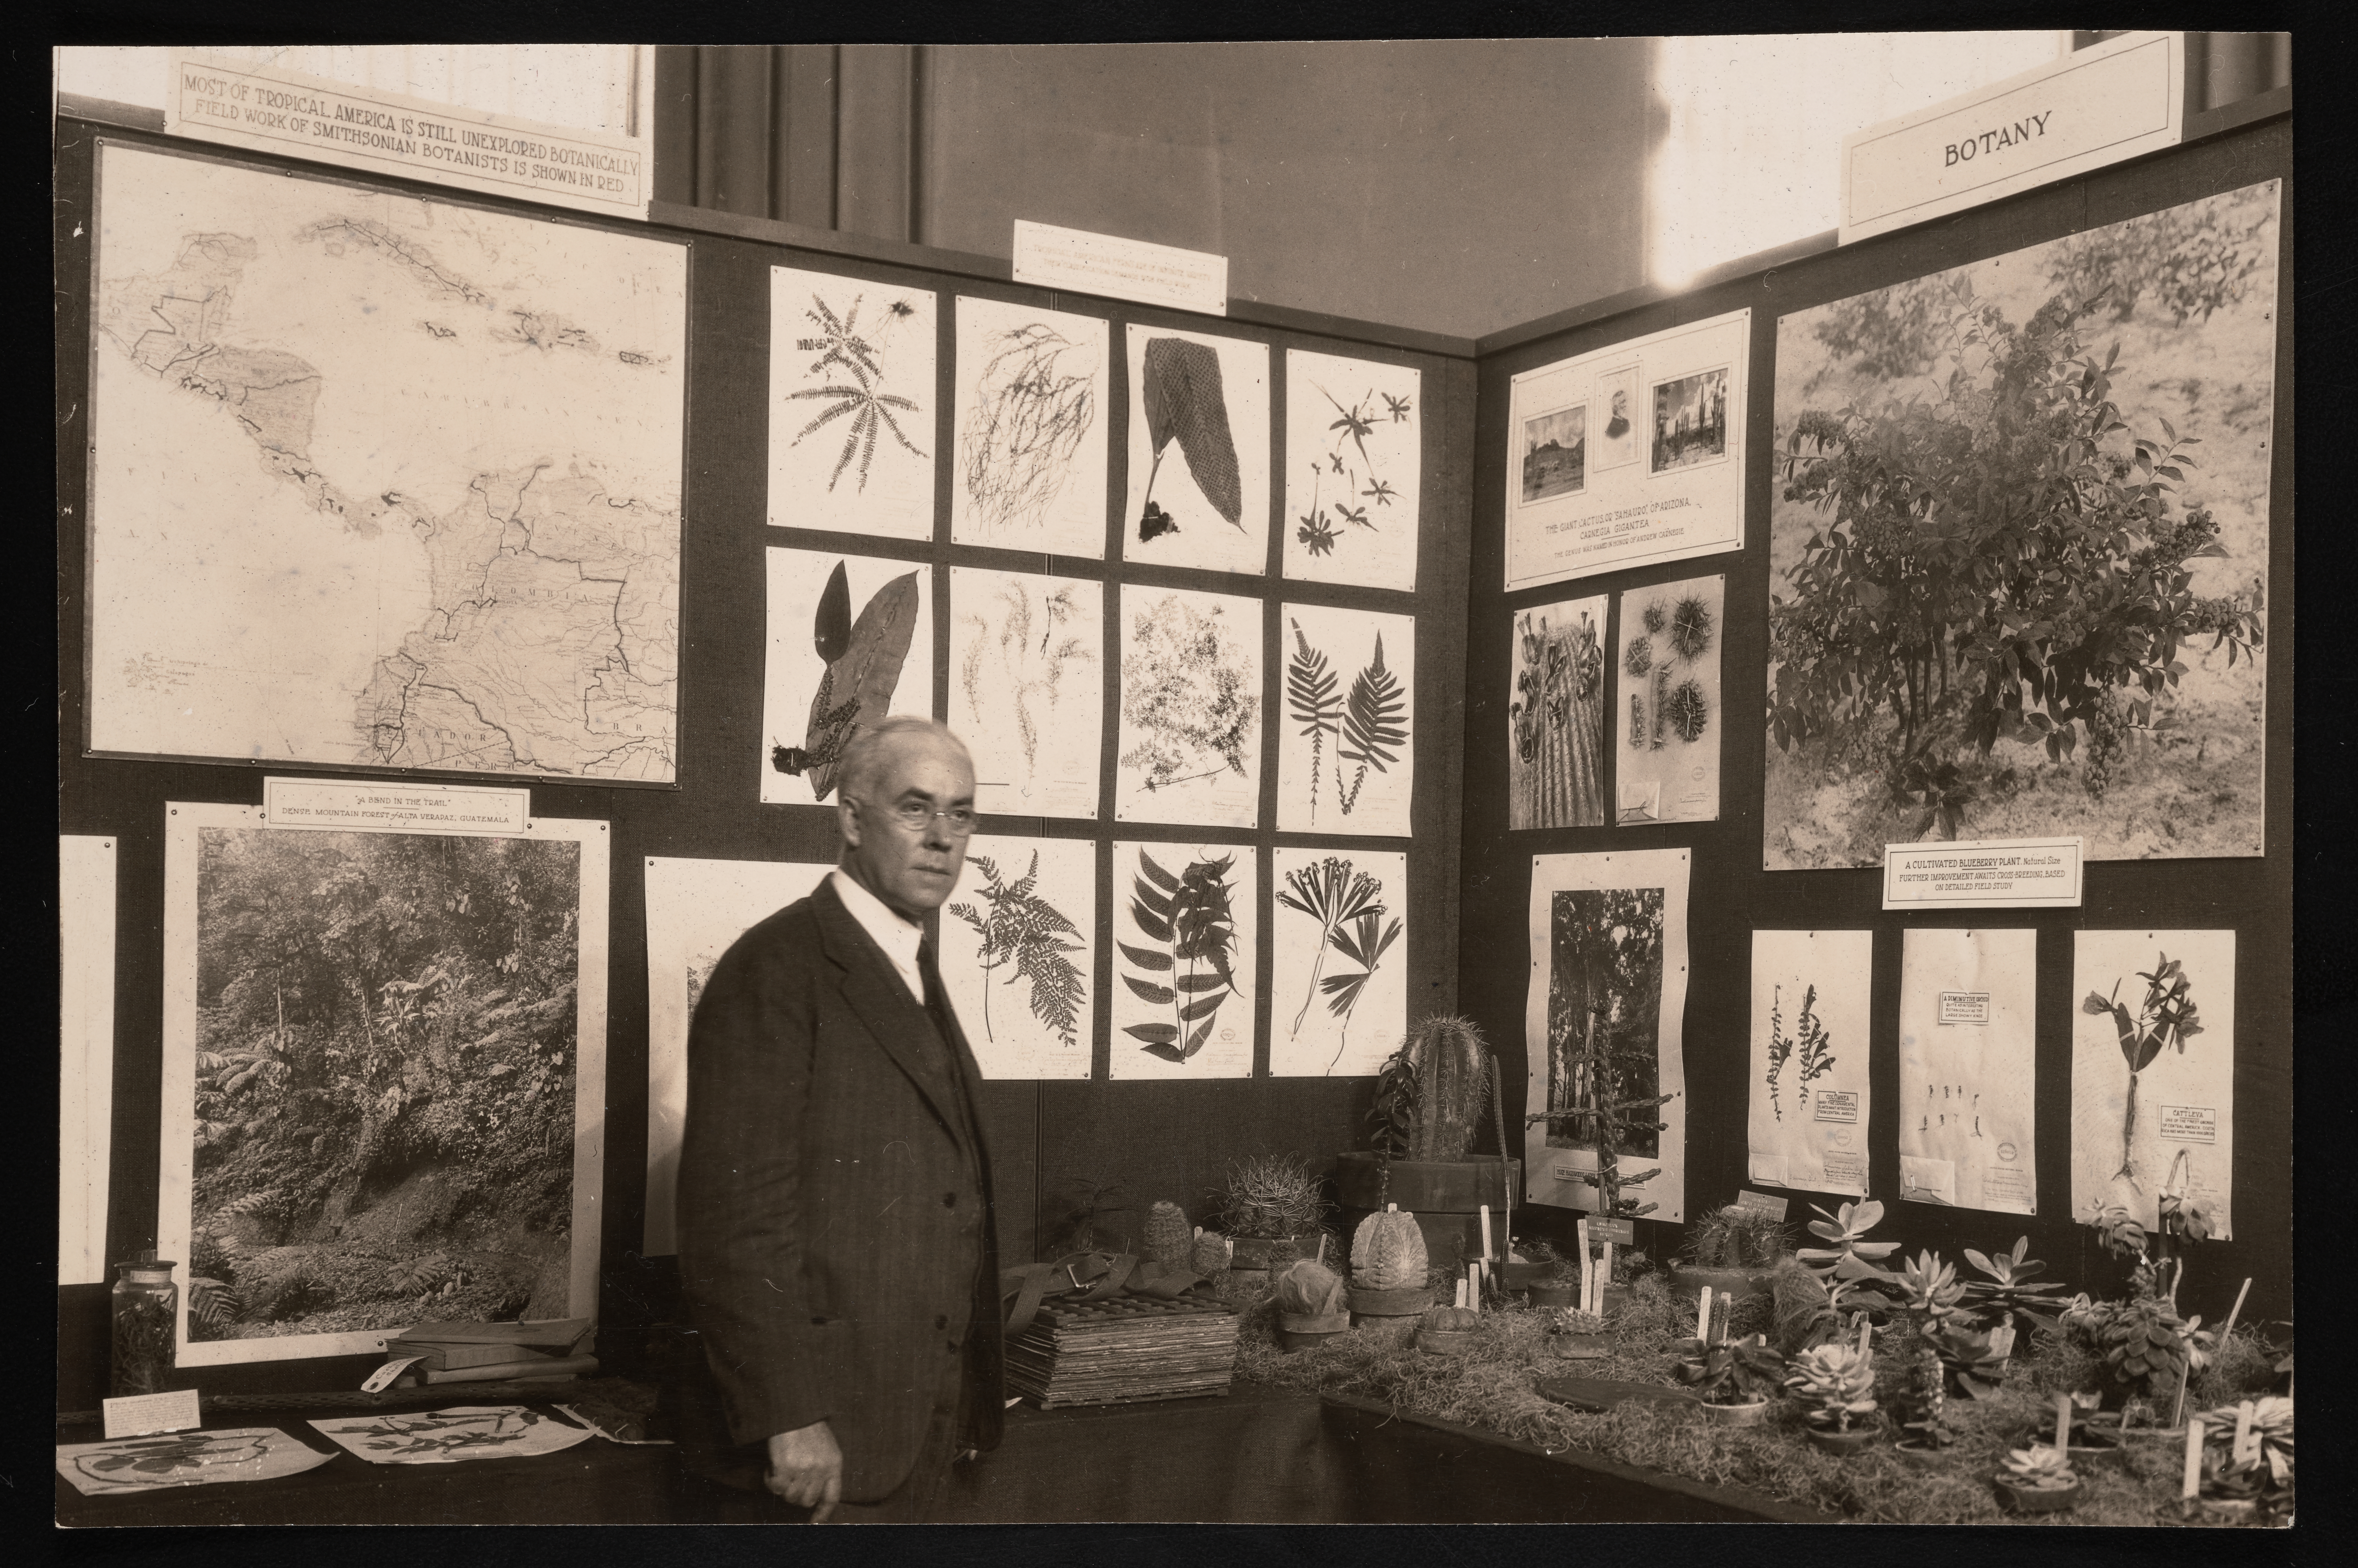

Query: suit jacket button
[
  {"left": 936, "top": 1314, "right": 949, "bottom": 1330},
  {"left": 943, "top": 1192, "right": 957, "bottom": 1207}
]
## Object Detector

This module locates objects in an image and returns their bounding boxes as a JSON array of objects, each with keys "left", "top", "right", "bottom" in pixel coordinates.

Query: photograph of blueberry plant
[
  {"left": 185, "top": 827, "right": 582, "bottom": 1343},
  {"left": 1764, "top": 183, "right": 2278, "bottom": 868}
]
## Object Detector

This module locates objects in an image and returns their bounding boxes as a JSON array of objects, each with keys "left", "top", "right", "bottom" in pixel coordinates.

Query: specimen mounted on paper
[
  {"left": 952, "top": 295, "right": 1108, "bottom": 558},
  {"left": 1766, "top": 182, "right": 2279, "bottom": 870},
  {"left": 87, "top": 143, "right": 684, "bottom": 781},
  {"left": 643, "top": 855, "right": 830, "bottom": 1254},
  {"left": 768, "top": 266, "right": 935, "bottom": 539},
  {"left": 1898, "top": 928, "right": 2037, "bottom": 1214},
  {"left": 942, "top": 833, "right": 1095, "bottom": 1079},
  {"left": 1503, "top": 309, "right": 1749, "bottom": 589},
  {"left": 1612, "top": 575, "right": 1723, "bottom": 824},
  {"left": 2072, "top": 929, "right": 2235, "bottom": 1240},
  {"left": 1110, "top": 841, "right": 1257, "bottom": 1080},
  {"left": 1506, "top": 594, "right": 1608, "bottom": 830},
  {"left": 56, "top": 1429, "right": 334, "bottom": 1495},
  {"left": 310, "top": 1406, "right": 595, "bottom": 1464},
  {"left": 1747, "top": 930, "right": 1874, "bottom": 1197},
  {"left": 1123, "top": 325, "right": 1271, "bottom": 576},
  {"left": 948, "top": 567, "right": 1103, "bottom": 820},
  {"left": 1270, "top": 847, "right": 1406, "bottom": 1078},
  {"left": 158, "top": 803, "right": 608, "bottom": 1368},
  {"left": 762, "top": 548, "right": 933, "bottom": 805},
  {"left": 1283, "top": 349, "right": 1420, "bottom": 591},
  {"left": 1522, "top": 849, "right": 1690, "bottom": 1223},
  {"left": 1277, "top": 602, "right": 1415, "bottom": 837},
  {"left": 1115, "top": 586, "right": 1263, "bottom": 829}
]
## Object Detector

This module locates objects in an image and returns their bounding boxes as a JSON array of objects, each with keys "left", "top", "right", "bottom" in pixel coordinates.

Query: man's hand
[{"left": 766, "top": 1421, "right": 843, "bottom": 1521}]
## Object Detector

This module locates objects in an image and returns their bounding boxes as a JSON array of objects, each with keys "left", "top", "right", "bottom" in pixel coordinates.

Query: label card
[
  {"left": 264, "top": 777, "right": 531, "bottom": 837},
  {"left": 1013, "top": 220, "right": 1227, "bottom": 315},
  {"left": 1734, "top": 1190, "right": 1789, "bottom": 1220},
  {"left": 1884, "top": 836, "right": 2084, "bottom": 909},
  {"left": 1589, "top": 1218, "right": 1635, "bottom": 1245},
  {"left": 1813, "top": 1089, "right": 1860, "bottom": 1124},
  {"left": 1937, "top": 991, "right": 1992, "bottom": 1025},
  {"left": 104, "top": 1388, "right": 201, "bottom": 1440},
  {"left": 2159, "top": 1105, "right": 2218, "bottom": 1144}
]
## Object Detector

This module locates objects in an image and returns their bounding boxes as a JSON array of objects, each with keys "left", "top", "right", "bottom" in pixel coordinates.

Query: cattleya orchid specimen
[{"left": 2082, "top": 950, "right": 2203, "bottom": 1190}]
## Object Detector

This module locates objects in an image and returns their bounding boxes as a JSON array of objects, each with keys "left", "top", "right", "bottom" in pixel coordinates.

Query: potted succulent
[
  {"left": 2195, "top": 1396, "right": 2294, "bottom": 1517},
  {"left": 1415, "top": 1304, "right": 1482, "bottom": 1357},
  {"left": 1347, "top": 1206, "right": 1432, "bottom": 1336},
  {"left": 1550, "top": 1308, "right": 1612, "bottom": 1360},
  {"left": 1503, "top": 1236, "right": 1574, "bottom": 1300},
  {"left": 1783, "top": 1342, "right": 1879, "bottom": 1455},
  {"left": 1272, "top": 1258, "right": 1350, "bottom": 1352},
  {"left": 2057, "top": 1391, "right": 2131, "bottom": 1474},
  {"left": 1673, "top": 1332, "right": 1786, "bottom": 1425},
  {"left": 1993, "top": 1444, "right": 2080, "bottom": 1513},
  {"left": 1671, "top": 1201, "right": 1793, "bottom": 1308},
  {"left": 1337, "top": 1017, "right": 1521, "bottom": 1273},
  {"left": 1216, "top": 1153, "right": 1330, "bottom": 1275}
]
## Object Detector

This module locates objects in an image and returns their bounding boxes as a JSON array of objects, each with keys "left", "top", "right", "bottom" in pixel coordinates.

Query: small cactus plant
[
  {"left": 1351, "top": 1209, "right": 1428, "bottom": 1290},
  {"left": 1375, "top": 1016, "right": 1492, "bottom": 1163},
  {"left": 1191, "top": 1231, "right": 1231, "bottom": 1277},
  {"left": 1274, "top": 1259, "right": 1348, "bottom": 1319},
  {"left": 1143, "top": 1200, "right": 1193, "bottom": 1267}
]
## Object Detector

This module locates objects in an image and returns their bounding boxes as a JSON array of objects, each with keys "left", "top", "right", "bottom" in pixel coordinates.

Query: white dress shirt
[{"left": 829, "top": 867, "right": 927, "bottom": 1007}]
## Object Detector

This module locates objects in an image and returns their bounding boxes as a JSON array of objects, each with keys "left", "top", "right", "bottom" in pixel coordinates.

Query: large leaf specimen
[
  {"left": 1138, "top": 337, "right": 1243, "bottom": 538},
  {"left": 771, "top": 562, "right": 920, "bottom": 800}
]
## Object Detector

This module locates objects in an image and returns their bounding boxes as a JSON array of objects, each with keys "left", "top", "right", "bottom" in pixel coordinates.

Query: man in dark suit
[{"left": 678, "top": 716, "right": 1003, "bottom": 1522}]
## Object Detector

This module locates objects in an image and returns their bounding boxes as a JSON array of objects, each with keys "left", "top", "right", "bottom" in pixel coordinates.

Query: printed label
[
  {"left": 2158, "top": 1105, "right": 2217, "bottom": 1144},
  {"left": 1983, "top": 1166, "right": 2035, "bottom": 1210},
  {"left": 1590, "top": 1218, "right": 1635, "bottom": 1245},
  {"left": 103, "top": 1388, "right": 201, "bottom": 1440},
  {"left": 1734, "top": 1190, "right": 1789, "bottom": 1220},
  {"left": 1937, "top": 990, "right": 1991, "bottom": 1025},
  {"left": 1813, "top": 1089, "right": 1860, "bottom": 1124},
  {"left": 1820, "top": 1149, "right": 1868, "bottom": 1191}
]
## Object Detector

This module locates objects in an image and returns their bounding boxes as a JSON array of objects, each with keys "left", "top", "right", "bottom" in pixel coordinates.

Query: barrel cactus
[
  {"left": 1395, "top": 1015, "right": 1491, "bottom": 1162},
  {"left": 1420, "top": 1304, "right": 1480, "bottom": 1332},
  {"left": 1143, "top": 1200, "right": 1193, "bottom": 1267},
  {"left": 1351, "top": 1208, "right": 1428, "bottom": 1290},
  {"left": 1191, "top": 1231, "right": 1231, "bottom": 1277},
  {"left": 1274, "top": 1260, "right": 1348, "bottom": 1319}
]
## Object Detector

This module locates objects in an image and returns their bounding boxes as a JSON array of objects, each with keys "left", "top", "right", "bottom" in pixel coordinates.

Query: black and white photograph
[
  {"left": 1647, "top": 365, "right": 1728, "bottom": 474},
  {"left": 1518, "top": 402, "right": 1587, "bottom": 503}
]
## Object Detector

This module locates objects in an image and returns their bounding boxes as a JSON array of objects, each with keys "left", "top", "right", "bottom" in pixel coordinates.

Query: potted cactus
[
  {"left": 1783, "top": 1342, "right": 1879, "bottom": 1454},
  {"left": 1143, "top": 1199, "right": 1195, "bottom": 1267},
  {"left": 1673, "top": 1332, "right": 1786, "bottom": 1425},
  {"left": 1348, "top": 1206, "right": 1432, "bottom": 1335},
  {"left": 1335, "top": 1017, "right": 1521, "bottom": 1274},
  {"left": 1416, "top": 1304, "right": 1482, "bottom": 1356},
  {"left": 1993, "top": 1444, "right": 2080, "bottom": 1512},
  {"left": 1273, "top": 1259, "right": 1350, "bottom": 1352},
  {"left": 1216, "top": 1154, "right": 1330, "bottom": 1275},
  {"left": 1671, "top": 1201, "right": 1793, "bottom": 1309},
  {"left": 1550, "top": 1307, "right": 1612, "bottom": 1360}
]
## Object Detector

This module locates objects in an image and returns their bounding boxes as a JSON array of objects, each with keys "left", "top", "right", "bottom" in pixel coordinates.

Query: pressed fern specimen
[
  {"left": 948, "top": 850, "right": 1087, "bottom": 1047},
  {"left": 1337, "top": 633, "right": 1408, "bottom": 816},
  {"left": 784, "top": 293, "right": 925, "bottom": 493},
  {"left": 1276, "top": 856, "right": 1383, "bottom": 1037},
  {"left": 1286, "top": 620, "right": 1342, "bottom": 823},
  {"left": 1765, "top": 984, "right": 1794, "bottom": 1122},
  {"left": 1119, "top": 849, "right": 1240, "bottom": 1062},
  {"left": 1792, "top": 985, "right": 1837, "bottom": 1113}
]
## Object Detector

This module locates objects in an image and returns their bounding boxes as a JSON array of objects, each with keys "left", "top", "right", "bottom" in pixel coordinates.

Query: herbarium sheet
[
  {"left": 643, "top": 855, "right": 830, "bottom": 1254},
  {"left": 1109, "top": 840, "right": 1258, "bottom": 1080},
  {"left": 1506, "top": 594, "right": 1608, "bottom": 830},
  {"left": 1611, "top": 574, "right": 1724, "bottom": 824},
  {"left": 1282, "top": 349, "right": 1420, "bottom": 591},
  {"left": 940, "top": 833, "right": 1096, "bottom": 1080},
  {"left": 1114, "top": 585, "right": 1263, "bottom": 829},
  {"left": 2071, "top": 929, "right": 2235, "bottom": 1240},
  {"left": 952, "top": 295, "right": 1109, "bottom": 559},
  {"left": 947, "top": 567, "right": 1103, "bottom": 820},
  {"left": 57, "top": 1429, "right": 334, "bottom": 1495},
  {"left": 1270, "top": 847, "right": 1408, "bottom": 1078},
  {"left": 762, "top": 547, "right": 935, "bottom": 805},
  {"left": 1897, "top": 927, "right": 2038, "bottom": 1214},
  {"left": 160, "top": 802, "right": 609, "bottom": 1366},
  {"left": 1524, "top": 849, "right": 1690, "bottom": 1224},
  {"left": 60, "top": 834, "right": 116, "bottom": 1286},
  {"left": 1747, "top": 930, "right": 1874, "bottom": 1197},
  {"left": 1122, "top": 324, "right": 1271, "bottom": 576},
  {"left": 767, "top": 266, "right": 935, "bottom": 539},
  {"left": 1276, "top": 602, "right": 1415, "bottom": 837}
]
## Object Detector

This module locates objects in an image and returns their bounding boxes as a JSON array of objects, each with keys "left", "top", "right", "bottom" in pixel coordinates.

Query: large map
[{"left": 88, "top": 144, "right": 685, "bottom": 781}]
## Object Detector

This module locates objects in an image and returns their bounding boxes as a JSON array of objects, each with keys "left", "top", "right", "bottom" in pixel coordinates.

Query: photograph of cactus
[
  {"left": 761, "top": 548, "right": 933, "bottom": 805},
  {"left": 1765, "top": 183, "right": 2279, "bottom": 869},
  {"left": 2070, "top": 928, "right": 2235, "bottom": 1242},
  {"left": 1282, "top": 349, "right": 1420, "bottom": 591},
  {"left": 1270, "top": 847, "right": 1407, "bottom": 1077},
  {"left": 1522, "top": 849, "right": 1689, "bottom": 1222},
  {"left": 1278, "top": 602, "right": 1415, "bottom": 836},
  {"left": 949, "top": 567, "right": 1103, "bottom": 820},
  {"left": 1109, "top": 841, "right": 1257, "bottom": 1080},
  {"left": 1612, "top": 574, "right": 1723, "bottom": 824},
  {"left": 1897, "top": 927, "right": 2038, "bottom": 1216},
  {"left": 1747, "top": 930, "right": 1874, "bottom": 1197},
  {"left": 1506, "top": 594, "right": 1608, "bottom": 830},
  {"left": 952, "top": 295, "right": 1108, "bottom": 558},
  {"left": 1123, "top": 324, "right": 1270, "bottom": 576},
  {"left": 941, "top": 833, "right": 1095, "bottom": 1081},
  {"left": 767, "top": 267, "right": 935, "bottom": 539}
]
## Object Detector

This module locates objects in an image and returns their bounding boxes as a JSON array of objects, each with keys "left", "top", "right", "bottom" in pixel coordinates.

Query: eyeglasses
[{"left": 852, "top": 797, "right": 978, "bottom": 834}]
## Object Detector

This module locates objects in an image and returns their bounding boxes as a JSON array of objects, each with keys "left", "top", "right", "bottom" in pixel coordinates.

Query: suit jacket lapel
[{"left": 814, "top": 880, "right": 969, "bottom": 1148}]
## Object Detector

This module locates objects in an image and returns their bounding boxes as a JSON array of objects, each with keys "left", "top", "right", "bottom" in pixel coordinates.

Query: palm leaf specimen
[
  {"left": 784, "top": 293, "right": 925, "bottom": 493},
  {"left": 1276, "top": 856, "right": 1382, "bottom": 1037},
  {"left": 1137, "top": 337, "right": 1243, "bottom": 539},
  {"left": 1119, "top": 849, "right": 1240, "bottom": 1062},
  {"left": 1337, "top": 633, "right": 1409, "bottom": 816},
  {"left": 948, "top": 851, "right": 1086, "bottom": 1047},
  {"left": 770, "top": 560, "right": 920, "bottom": 800},
  {"left": 1286, "top": 620, "right": 1342, "bottom": 823}
]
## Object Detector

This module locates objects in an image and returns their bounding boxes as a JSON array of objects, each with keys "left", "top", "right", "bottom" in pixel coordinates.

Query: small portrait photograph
[
  {"left": 1650, "top": 366, "right": 1730, "bottom": 473},
  {"left": 1593, "top": 365, "right": 1642, "bottom": 470},
  {"left": 1518, "top": 401, "right": 1587, "bottom": 502}
]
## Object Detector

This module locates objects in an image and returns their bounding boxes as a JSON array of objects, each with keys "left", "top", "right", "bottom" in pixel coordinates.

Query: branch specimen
[{"left": 1119, "top": 849, "right": 1240, "bottom": 1063}]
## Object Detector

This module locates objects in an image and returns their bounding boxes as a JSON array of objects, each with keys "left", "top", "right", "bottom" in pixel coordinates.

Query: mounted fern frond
[
  {"left": 1337, "top": 633, "right": 1409, "bottom": 815},
  {"left": 1320, "top": 908, "right": 1403, "bottom": 1071},
  {"left": 1120, "top": 849, "right": 1238, "bottom": 1062},
  {"left": 949, "top": 849, "right": 1087, "bottom": 1047},
  {"left": 1287, "top": 620, "right": 1342, "bottom": 823}
]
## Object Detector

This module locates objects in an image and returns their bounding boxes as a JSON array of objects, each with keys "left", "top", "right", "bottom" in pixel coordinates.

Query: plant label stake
[
  {"left": 1479, "top": 1203, "right": 1493, "bottom": 1263},
  {"left": 2053, "top": 1393, "right": 2072, "bottom": 1455},
  {"left": 2232, "top": 1402, "right": 2255, "bottom": 1466},
  {"left": 1315, "top": 1233, "right": 1328, "bottom": 1267},
  {"left": 1576, "top": 1217, "right": 1593, "bottom": 1313},
  {"left": 1467, "top": 1263, "right": 1480, "bottom": 1312},
  {"left": 1694, "top": 1283, "right": 1712, "bottom": 1341},
  {"left": 1453, "top": 1277, "right": 1468, "bottom": 1309},
  {"left": 1600, "top": 1240, "right": 1615, "bottom": 1305},
  {"left": 1857, "top": 1317, "right": 1873, "bottom": 1357},
  {"left": 2182, "top": 1420, "right": 2204, "bottom": 1499},
  {"left": 1713, "top": 1290, "right": 1733, "bottom": 1347}
]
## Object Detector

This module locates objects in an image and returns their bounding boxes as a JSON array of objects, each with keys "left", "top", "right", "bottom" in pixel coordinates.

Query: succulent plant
[
  {"left": 1143, "top": 1200, "right": 1194, "bottom": 1267},
  {"left": 2197, "top": 1396, "right": 2294, "bottom": 1493},
  {"left": 1274, "top": 1258, "right": 1348, "bottom": 1319},
  {"left": 1556, "top": 1308, "right": 1608, "bottom": 1335},
  {"left": 2000, "top": 1444, "right": 2076, "bottom": 1489},
  {"left": 1784, "top": 1342, "right": 1878, "bottom": 1432},
  {"left": 1623, "top": 636, "right": 1653, "bottom": 678},
  {"left": 1218, "top": 1153, "right": 1330, "bottom": 1240},
  {"left": 1796, "top": 1200, "right": 1901, "bottom": 1280},
  {"left": 1961, "top": 1235, "right": 2068, "bottom": 1335},
  {"left": 1351, "top": 1209, "right": 1428, "bottom": 1291},
  {"left": 1378, "top": 1016, "right": 1492, "bottom": 1163},
  {"left": 1674, "top": 1332, "right": 1787, "bottom": 1406},
  {"left": 1191, "top": 1230, "right": 1232, "bottom": 1277},
  {"left": 1684, "top": 1201, "right": 1794, "bottom": 1269},
  {"left": 1420, "top": 1304, "right": 1481, "bottom": 1333},
  {"left": 1934, "top": 1318, "right": 2016, "bottom": 1398},
  {"left": 1895, "top": 1249, "right": 1965, "bottom": 1322}
]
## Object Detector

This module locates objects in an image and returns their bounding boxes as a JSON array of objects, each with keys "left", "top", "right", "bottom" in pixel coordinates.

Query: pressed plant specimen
[
  {"left": 783, "top": 292, "right": 925, "bottom": 492},
  {"left": 1277, "top": 857, "right": 1403, "bottom": 1068},
  {"left": 958, "top": 576, "right": 1093, "bottom": 776},
  {"left": 1763, "top": 982, "right": 1835, "bottom": 1120},
  {"left": 1120, "top": 849, "right": 1241, "bottom": 1062},
  {"left": 2083, "top": 950, "right": 2204, "bottom": 1189},
  {"left": 771, "top": 560, "right": 921, "bottom": 800},
  {"left": 1137, "top": 337, "right": 1243, "bottom": 540},
  {"left": 1336, "top": 634, "right": 1409, "bottom": 816},
  {"left": 1667, "top": 592, "right": 1715, "bottom": 660},
  {"left": 1508, "top": 605, "right": 1605, "bottom": 829},
  {"left": 962, "top": 321, "right": 1096, "bottom": 538},
  {"left": 1666, "top": 679, "right": 1709, "bottom": 743},
  {"left": 1122, "top": 595, "right": 1255, "bottom": 794},
  {"left": 1286, "top": 620, "right": 1341, "bottom": 823},
  {"left": 1295, "top": 378, "right": 1409, "bottom": 564},
  {"left": 947, "top": 850, "right": 1087, "bottom": 1047},
  {"left": 1295, "top": 508, "right": 1339, "bottom": 557}
]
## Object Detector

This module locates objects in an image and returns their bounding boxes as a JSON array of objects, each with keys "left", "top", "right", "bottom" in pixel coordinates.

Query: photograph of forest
[
  {"left": 182, "top": 827, "right": 584, "bottom": 1343},
  {"left": 1765, "top": 182, "right": 2278, "bottom": 869},
  {"left": 1544, "top": 887, "right": 1665, "bottom": 1160}
]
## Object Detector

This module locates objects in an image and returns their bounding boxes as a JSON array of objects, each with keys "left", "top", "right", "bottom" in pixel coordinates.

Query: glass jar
[{"left": 110, "top": 1258, "right": 180, "bottom": 1397}]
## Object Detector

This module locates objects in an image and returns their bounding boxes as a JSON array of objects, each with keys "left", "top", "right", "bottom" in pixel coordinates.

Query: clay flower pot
[
  {"left": 1551, "top": 1333, "right": 1613, "bottom": 1361},
  {"left": 1417, "top": 1328, "right": 1479, "bottom": 1357},
  {"left": 1891, "top": 1440, "right": 1948, "bottom": 1469},
  {"left": 1993, "top": 1474, "right": 2081, "bottom": 1513},
  {"left": 1229, "top": 1235, "right": 1319, "bottom": 1272},
  {"left": 1276, "top": 1311, "right": 1348, "bottom": 1352},
  {"left": 1528, "top": 1281, "right": 1579, "bottom": 1309},
  {"left": 1805, "top": 1425, "right": 1879, "bottom": 1456},
  {"left": 1700, "top": 1398, "right": 1771, "bottom": 1427},
  {"left": 1670, "top": 1264, "right": 1774, "bottom": 1306},
  {"left": 1348, "top": 1283, "right": 1432, "bottom": 1338}
]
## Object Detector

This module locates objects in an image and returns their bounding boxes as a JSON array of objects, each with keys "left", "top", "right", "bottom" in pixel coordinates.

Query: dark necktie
[{"left": 916, "top": 937, "right": 952, "bottom": 1034}]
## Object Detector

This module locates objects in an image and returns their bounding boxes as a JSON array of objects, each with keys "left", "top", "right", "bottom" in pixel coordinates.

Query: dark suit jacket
[{"left": 677, "top": 877, "right": 1005, "bottom": 1500}]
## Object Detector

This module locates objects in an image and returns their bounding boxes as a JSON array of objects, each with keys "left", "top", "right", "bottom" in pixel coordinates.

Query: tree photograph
[{"left": 1764, "top": 183, "right": 2277, "bottom": 869}]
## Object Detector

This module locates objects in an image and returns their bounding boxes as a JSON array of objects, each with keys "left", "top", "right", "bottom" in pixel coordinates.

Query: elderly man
[{"left": 677, "top": 716, "right": 1003, "bottom": 1522}]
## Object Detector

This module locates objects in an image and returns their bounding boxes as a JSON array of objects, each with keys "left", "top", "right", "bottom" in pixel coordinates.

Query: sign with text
[
  {"left": 1937, "top": 991, "right": 1992, "bottom": 1026},
  {"left": 1012, "top": 220, "right": 1228, "bottom": 315},
  {"left": 1733, "top": 1190, "right": 1789, "bottom": 1220},
  {"left": 167, "top": 51, "right": 648, "bottom": 220},
  {"left": 1842, "top": 32, "right": 2184, "bottom": 244},
  {"left": 103, "top": 1388, "right": 201, "bottom": 1440},
  {"left": 263, "top": 777, "right": 531, "bottom": 838},
  {"left": 2159, "top": 1105, "right": 2218, "bottom": 1144},
  {"left": 1884, "top": 836, "right": 2084, "bottom": 910},
  {"left": 1588, "top": 1218, "right": 1635, "bottom": 1246}
]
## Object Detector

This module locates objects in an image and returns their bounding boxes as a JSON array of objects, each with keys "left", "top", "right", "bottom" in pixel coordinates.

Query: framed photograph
[{"left": 1648, "top": 366, "right": 1731, "bottom": 475}]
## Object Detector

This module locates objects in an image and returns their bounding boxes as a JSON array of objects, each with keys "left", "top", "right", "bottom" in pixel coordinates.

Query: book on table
[{"left": 385, "top": 1318, "right": 594, "bottom": 1371}]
